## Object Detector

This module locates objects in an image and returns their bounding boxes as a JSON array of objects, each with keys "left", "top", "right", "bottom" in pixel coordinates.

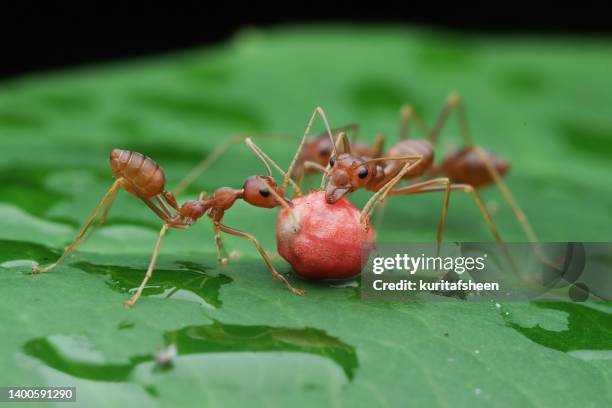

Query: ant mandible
[{"left": 33, "top": 140, "right": 306, "bottom": 308}]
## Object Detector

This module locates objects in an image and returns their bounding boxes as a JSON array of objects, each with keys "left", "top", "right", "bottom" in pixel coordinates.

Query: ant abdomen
[
  {"left": 110, "top": 149, "right": 166, "bottom": 197},
  {"left": 441, "top": 147, "right": 510, "bottom": 188}
]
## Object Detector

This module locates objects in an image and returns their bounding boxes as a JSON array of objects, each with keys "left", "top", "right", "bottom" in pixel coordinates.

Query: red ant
[
  {"left": 171, "top": 95, "right": 540, "bottom": 269},
  {"left": 32, "top": 99, "right": 540, "bottom": 307},
  {"left": 291, "top": 107, "right": 430, "bottom": 183},
  {"left": 32, "top": 140, "right": 307, "bottom": 307},
  {"left": 289, "top": 123, "right": 378, "bottom": 183},
  {"left": 290, "top": 93, "right": 541, "bottom": 261}
]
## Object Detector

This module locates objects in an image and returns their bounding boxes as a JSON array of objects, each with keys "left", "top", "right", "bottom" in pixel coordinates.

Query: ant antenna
[
  {"left": 266, "top": 184, "right": 293, "bottom": 212},
  {"left": 245, "top": 138, "right": 272, "bottom": 176},
  {"left": 335, "top": 132, "right": 352, "bottom": 154},
  {"left": 173, "top": 135, "right": 243, "bottom": 196},
  {"left": 283, "top": 107, "right": 335, "bottom": 195},
  {"left": 361, "top": 155, "right": 421, "bottom": 166},
  {"left": 265, "top": 176, "right": 297, "bottom": 225},
  {"left": 245, "top": 138, "right": 302, "bottom": 196}
]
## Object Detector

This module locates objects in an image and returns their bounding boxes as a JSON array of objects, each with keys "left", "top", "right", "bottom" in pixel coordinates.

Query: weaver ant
[
  {"left": 172, "top": 96, "right": 540, "bottom": 274},
  {"left": 33, "top": 139, "right": 307, "bottom": 307},
  {"left": 290, "top": 93, "right": 541, "bottom": 262},
  {"left": 290, "top": 109, "right": 429, "bottom": 183}
]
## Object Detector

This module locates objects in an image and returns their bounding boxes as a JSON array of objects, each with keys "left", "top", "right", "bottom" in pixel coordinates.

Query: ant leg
[
  {"left": 371, "top": 133, "right": 386, "bottom": 157},
  {"left": 215, "top": 222, "right": 305, "bottom": 295},
  {"left": 125, "top": 223, "right": 170, "bottom": 308},
  {"left": 386, "top": 178, "right": 454, "bottom": 256},
  {"left": 33, "top": 179, "right": 123, "bottom": 273},
  {"left": 335, "top": 132, "right": 352, "bottom": 154},
  {"left": 399, "top": 105, "right": 430, "bottom": 140},
  {"left": 84, "top": 186, "right": 120, "bottom": 246},
  {"left": 429, "top": 92, "right": 473, "bottom": 146},
  {"left": 98, "top": 186, "right": 119, "bottom": 225},
  {"left": 296, "top": 169, "right": 306, "bottom": 190},
  {"left": 373, "top": 199, "right": 389, "bottom": 230},
  {"left": 161, "top": 190, "right": 180, "bottom": 212},
  {"left": 284, "top": 107, "right": 335, "bottom": 195},
  {"left": 472, "top": 147, "right": 540, "bottom": 244},
  {"left": 400, "top": 182, "right": 516, "bottom": 271},
  {"left": 429, "top": 93, "right": 542, "bottom": 256},
  {"left": 406, "top": 183, "right": 502, "bottom": 241},
  {"left": 155, "top": 196, "right": 173, "bottom": 218},
  {"left": 360, "top": 156, "right": 425, "bottom": 223},
  {"left": 140, "top": 197, "right": 172, "bottom": 223},
  {"left": 211, "top": 221, "right": 228, "bottom": 265},
  {"left": 244, "top": 138, "right": 302, "bottom": 197},
  {"left": 173, "top": 135, "right": 244, "bottom": 196}
]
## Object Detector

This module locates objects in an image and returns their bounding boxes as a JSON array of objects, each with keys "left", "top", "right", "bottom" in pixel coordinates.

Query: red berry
[{"left": 276, "top": 190, "right": 376, "bottom": 280}]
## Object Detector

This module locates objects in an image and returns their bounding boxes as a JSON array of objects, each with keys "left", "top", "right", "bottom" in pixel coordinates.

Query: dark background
[{"left": 2, "top": 5, "right": 611, "bottom": 79}]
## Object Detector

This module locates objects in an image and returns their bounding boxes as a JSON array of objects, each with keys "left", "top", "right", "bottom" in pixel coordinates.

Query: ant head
[
  {"left": 325, "top": 153, "right": 376, "bottom": 203},
  {"left": 243, "top": 175, "right": 288, "bottom": 208},
  {"left": 179, "top": 199, "right": 209, "bottom": 225},
  {"left": 302, "top": 136, "right": 334, "bottom": 167}
]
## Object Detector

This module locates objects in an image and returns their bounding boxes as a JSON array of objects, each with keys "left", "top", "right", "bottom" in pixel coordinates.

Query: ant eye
[
  {"left": 259, "top": 187, "right": 270, "bottom": 197},
  {"left": 358, "top": 167, "right": 368, "bottom": 179},
  {"left": 329, "top": 156, "right": 336, "bottom": 167},
  {"left": 319, "top": 147, "right": 331, "bottom": 156}
]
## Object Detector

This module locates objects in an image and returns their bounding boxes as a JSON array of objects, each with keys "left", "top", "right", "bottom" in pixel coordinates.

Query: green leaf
[{"left": 0, "top": 27, "right": 611, "bottom": 407}]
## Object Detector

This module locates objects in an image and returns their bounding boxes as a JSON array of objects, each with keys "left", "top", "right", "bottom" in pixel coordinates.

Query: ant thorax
[{"left": 179, "top": 200, "right": 208, "bottom": 223}]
